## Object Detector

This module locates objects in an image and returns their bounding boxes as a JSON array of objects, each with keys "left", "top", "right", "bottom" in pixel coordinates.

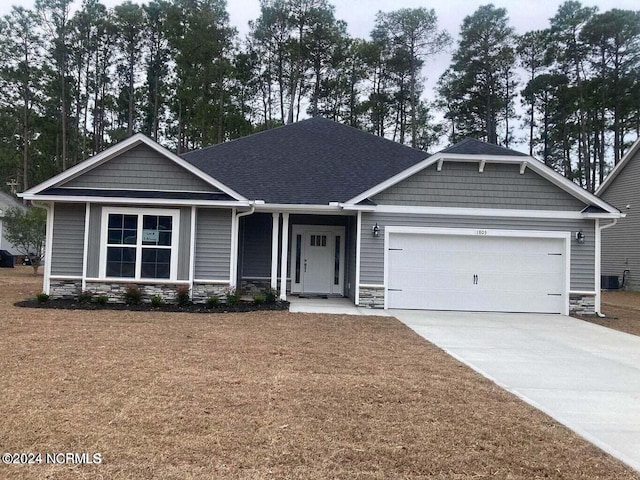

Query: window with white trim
[{"left": 101, "top": 208, "right": 179, "bottom": 280}]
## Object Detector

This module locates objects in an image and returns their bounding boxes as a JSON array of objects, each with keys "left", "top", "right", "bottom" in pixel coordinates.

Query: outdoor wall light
[
  {"left": 372, "top": 223, "right": 380, "bottom": 238},
  {"left": 575, "top": 230, "right": 585, "bottom": 244}
]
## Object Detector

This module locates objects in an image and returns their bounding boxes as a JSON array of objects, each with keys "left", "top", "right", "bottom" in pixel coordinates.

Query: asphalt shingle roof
[
  {"left": 440, "top": 138, "right": 528, "bottom": 157},
  {"left": 181, "top": 117, "right": 429, "bottom": 204}
]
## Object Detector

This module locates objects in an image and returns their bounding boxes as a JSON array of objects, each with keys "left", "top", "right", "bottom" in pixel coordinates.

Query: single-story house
[
  {"left": 596, "top": 137, "right": 640, "bottom": 289},
  {"left": 0, "top": 190, "right": 28, "bottom": 257},
  {"left": 20, "top": 117, "right": 621, "bottom": 315}
]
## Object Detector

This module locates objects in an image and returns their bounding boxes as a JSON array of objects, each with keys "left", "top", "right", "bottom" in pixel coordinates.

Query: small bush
[
  {"left": 77, "top": 290, "right": 94, "bottom": 304},
  {"left": 206, "top": 295, "right": 219, "bottom": 308},
  {"left": 95, "top": 295, "right": 108, "bottom": 305},
  {"left": 36, "top": 292, "right": 50, "bottom": 303},
  {"left": 123, "top": 284, "right": 142, "bottom": 305},
  {"left": 263, "top": 288, "right": 277, "bottom": 304},
  {"left": 225, "top": 288, "right": 240, "bottom": 306},
  {"left": 253, "top": 293, "right": 266, "bottom": 305},
  {"left": 151, "top": 295, "right": 164, "bottom": 307},
  {"left": 175, "top": 285, "right": 191, "bottom": 306}
]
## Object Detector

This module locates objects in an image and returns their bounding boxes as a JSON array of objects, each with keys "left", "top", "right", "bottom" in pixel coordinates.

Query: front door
[
  {"left": 290, "top": 225, "right": 345, "bottom": 295},
  {"left": 303, "top": 232, "right": 332, "bottom": 293}
]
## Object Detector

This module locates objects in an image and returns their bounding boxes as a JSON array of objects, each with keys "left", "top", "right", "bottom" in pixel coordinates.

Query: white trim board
[
  {"left": 19, "top": 194, "right": 249, "bottom": 208},
  {"left": 20, "top": 133, "right": 247, "bottom": 201},
  {"left": 342, "top": 204, "right": 622, "bottom": 219}
]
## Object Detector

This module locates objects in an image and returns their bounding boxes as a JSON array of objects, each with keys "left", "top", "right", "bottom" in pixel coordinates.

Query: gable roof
[
  {"left": 595, "top": 137, "right": 640, "bottom": 196},
  {"left": 181, "top": 117, "right": 428, "bottom": 205},
  {"left": 20, "top": 133, "right": 247, "bottom": 202},
  {"left": 441, "top": 138, "right": 528, "bottom": 157},
  {"left": 347, "top": 142, "right": 620, "bottom": 214}
]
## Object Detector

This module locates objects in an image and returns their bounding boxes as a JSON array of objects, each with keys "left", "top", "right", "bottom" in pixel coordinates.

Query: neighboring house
[
  {"left": 20, "top": 117, "right": 621, "bottom": 314},
  {"left": 595, "top": 137, "right": 640, "bottom": 289},
  {"left": 0, "top": 190, "right": 28, "bottom": 256}
]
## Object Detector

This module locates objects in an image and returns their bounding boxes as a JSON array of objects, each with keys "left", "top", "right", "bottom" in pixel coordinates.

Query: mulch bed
[{"left": 15, "top": 298, "right": 290, "bottom": 313}]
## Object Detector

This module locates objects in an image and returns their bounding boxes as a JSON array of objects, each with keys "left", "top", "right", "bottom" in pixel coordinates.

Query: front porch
[
  {"left": 288, "top": 295, "right": 391, "bottom": 316},
  {"left": 237, "top": 212, "right": 358, "bottom": 302}
]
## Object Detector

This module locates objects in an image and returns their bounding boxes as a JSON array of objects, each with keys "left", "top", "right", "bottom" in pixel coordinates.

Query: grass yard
[
  {"left": 580, "top": 290, "right": 640, "bottom": 337},
  {"left": 0, "top": 267, "right": 638, "bottom": 479}
]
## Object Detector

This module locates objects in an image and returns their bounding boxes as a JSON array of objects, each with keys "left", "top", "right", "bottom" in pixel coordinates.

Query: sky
[{"left": 0, "top": 0, "right": 638, "bottom": 146}]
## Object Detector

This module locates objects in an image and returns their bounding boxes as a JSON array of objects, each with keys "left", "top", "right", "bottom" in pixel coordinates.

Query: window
[
  {"left": 102, "top": 208, "right": 179, "bottom": 280},
  {"left": 311, "top": 234, "right": 326, "bottom": 247}
]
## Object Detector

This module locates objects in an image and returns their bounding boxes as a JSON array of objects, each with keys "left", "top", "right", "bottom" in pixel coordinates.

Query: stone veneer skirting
[
  {"left": 358, "top": 285, "right": 385, "bottom": 308},
  {"left": 49, "top": 279, "right": 231, "bottom": 304},
  {"left": 569, "top": 294, "right": 596, "bottom": 315}
]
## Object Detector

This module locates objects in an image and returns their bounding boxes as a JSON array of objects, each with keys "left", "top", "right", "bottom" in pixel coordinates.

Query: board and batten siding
[
  {"left": 195, "top": 208, "right": 232, "bottom": 280},
  {"left": 360, "top": 212, "right": 596, "bottom": 291},
  {"left": 372, "top": 162, "right": 586, "bottom": 211},
  {"left": 50, "top": 203, "right": 86, "bottom": 276},
  {"left": 178, "top": 207, "right": 191, "bottom": 281},
  {"left": 599, "top": 147, "right": 640, "bottom": 288},
  {"left": 61, "top": 144, "right": 217, "bottom": 192}
]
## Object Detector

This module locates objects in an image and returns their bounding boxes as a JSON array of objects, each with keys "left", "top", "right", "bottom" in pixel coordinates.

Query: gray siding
[
  {"left": 178, "top": 207, "right": 191, "bottom": 281},
  {"left": 372, "top": 162, "right": 586, "bottom": 211},
  {"left": 360, "top": 212, "right": 595, "bottom": 291},
  {"left": 61, "top": 144, "right": 218, "bottom": 192},
  {"left": 600, "top": 148, "right": 640, "bottom": 288},
  {"left": 51, "top": 203, "right": 85, "bottom": 276},
  {"left": 86, "top": 204, "right": 102, "bottom": 277},
  {"left": 195, "top": 208, "right": 232, "bottom": 280}
]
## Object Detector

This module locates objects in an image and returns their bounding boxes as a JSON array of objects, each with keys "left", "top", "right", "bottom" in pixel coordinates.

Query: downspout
[
  {"left": 595, "top": 218, "right": 618, "bottom": 317},
  {"left": 232, "top": 204, "right": 256, "bottom": 289}
]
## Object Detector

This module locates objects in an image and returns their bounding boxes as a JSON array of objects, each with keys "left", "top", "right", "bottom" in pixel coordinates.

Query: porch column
[
  {"left": 279, "top": 213, "right": 289, "bottom": 301},
  {"left": 271, "top": 213, "right": 280, "bottom": 290}
]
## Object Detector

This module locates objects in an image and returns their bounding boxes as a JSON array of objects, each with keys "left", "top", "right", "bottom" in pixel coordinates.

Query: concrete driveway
[{"left": 392, "top": 310, "right": 640, "bottom": 473}]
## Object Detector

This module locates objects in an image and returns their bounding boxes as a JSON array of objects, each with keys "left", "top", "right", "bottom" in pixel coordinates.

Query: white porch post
[
  {"left": 595, "top": 218, "right": 601, "bottom": 314},
  {"left": 271, "top": 213, "right": 280, "bottom": 290},
  {"left": 279, "top": 213, "right": 289, "bottom": 300}
]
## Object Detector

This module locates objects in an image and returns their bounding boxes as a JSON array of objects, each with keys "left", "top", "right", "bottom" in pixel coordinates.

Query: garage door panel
[{"left": 387, "top": 232, "right": 566, "bottom": 313}]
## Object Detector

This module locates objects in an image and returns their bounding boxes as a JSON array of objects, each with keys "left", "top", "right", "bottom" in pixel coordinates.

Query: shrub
[
  {"left": 253, "top": 293, "right": 266, "bottom": 305},
  {"left": 95, "top": 295, "right": 109, "bottom": 306},
  {"left": 225, "top": 288, "right": 240, "bottom": 306},
  {"left": 263, "top": 288, "right": 277, "bottom": 304},
  {"left": 36, "top": 292, "right": 50, "bottom": 303},
  {"left": 151, "top": 295, "right": 164, "bottom": 307},
  {"left": 123, "top": 284, "right": 142, "bottom": 305},
  {"left": 77, "top": 290, "right": 94, "bottom": 304},
  {"left": 175, "top": 285, "right": 191, "bottom": 306},
  {"left": 206, "top": 295, "right": 219, "bottom": 308}
]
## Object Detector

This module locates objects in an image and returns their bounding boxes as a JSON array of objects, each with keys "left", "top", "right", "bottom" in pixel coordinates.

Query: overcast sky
[{"left": 1, "top": 0, "right": 638, "bottom": 146}]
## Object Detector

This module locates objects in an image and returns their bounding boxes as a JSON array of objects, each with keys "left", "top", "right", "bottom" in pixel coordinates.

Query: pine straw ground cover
[
  {"left": 579, "top": 290, "right": 640, "bottom": 337},
  {"left": 0, "top": 267, "right": 637, "bottom": 480}
]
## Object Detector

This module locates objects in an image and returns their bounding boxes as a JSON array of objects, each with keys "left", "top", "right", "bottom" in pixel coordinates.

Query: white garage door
[{"left": 386, "top": 231, "right": 567, "bottom": 313}]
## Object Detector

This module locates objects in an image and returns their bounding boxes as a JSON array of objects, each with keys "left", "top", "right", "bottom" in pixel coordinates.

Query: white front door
[
  {"left": 291, "top": 226, "right": 345, "bottom": 295},
  {"left": 303, "top": 232, "right": 332, "bottom": 293}
]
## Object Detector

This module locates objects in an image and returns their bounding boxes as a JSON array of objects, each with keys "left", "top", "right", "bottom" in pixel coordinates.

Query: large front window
[{"left": 102, "top": 208, "right": 179, "bottom": 280}]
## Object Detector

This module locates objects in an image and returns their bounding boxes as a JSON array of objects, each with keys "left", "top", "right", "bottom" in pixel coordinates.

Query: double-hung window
[{"left": 101, "top": 208, "right": 179, "bottom": 280}]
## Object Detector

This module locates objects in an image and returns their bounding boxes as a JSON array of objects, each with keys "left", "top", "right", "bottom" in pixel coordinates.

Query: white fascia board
[
  {"left": 253, "top": 203, "right": 350, "bottom": 214},
  {"left": 595, "top": 137, "right": 640, "bottom": 195},
  {"left": 21, "top": 133, "right": 248, "bottom": 202},
  {"left": 19, "top": 194, "right": 250, "bottom": 208},
  {"left": 342, "top": 204, "right": 623, "bottom": 219},
  {"left": 346, "top": 151, "right": 619, "bottom": 214}
]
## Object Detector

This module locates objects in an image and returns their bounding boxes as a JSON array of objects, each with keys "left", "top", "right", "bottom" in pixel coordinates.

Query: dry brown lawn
[
  {"left": 0, "top": 267, "right": 638, "bottom": 479},
  {"left": 579, "top": 290, "right": 640, "bottom": 337}
]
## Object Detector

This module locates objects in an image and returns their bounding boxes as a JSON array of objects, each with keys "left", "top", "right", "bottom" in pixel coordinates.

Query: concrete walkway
[
  {"left": 288, "top": 296, "right": 391, "bottom": 316},
  {"left": 392, "top": 310, "right": 640, "bottom": 473}
]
